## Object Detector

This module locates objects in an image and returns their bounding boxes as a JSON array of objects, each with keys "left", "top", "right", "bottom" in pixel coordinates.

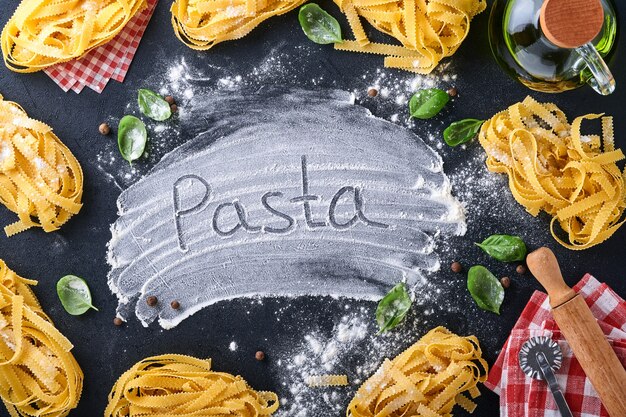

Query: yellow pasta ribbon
[
  {"left": 171, "top": 0, "right": 307, "bottom": 50},
  {"left": 346, "top": 327, "right": 488, "bottom": 417},
  {"left": 0, "top": 94, "right": 83, "bottom": 237},
  {"left": 170, "top": 0, "right": 483, "bottom": 73},
  {"left": 478, "top": 97, "right": 626, "bottom": 250},
  {"left": 334, "top": 0, "right": 486, "bottom": 74},
  {"left": 306, "top": 374, "right": 349, "bottom": 387},
  {"left": 0, "top": 260, "right": 83, "bottom": 417},
  {"left": 106, "top": 354, "right": 280, "bottom": 417},
  {"left": 2, "top": 0, "right": 147, "bottom": 72}
]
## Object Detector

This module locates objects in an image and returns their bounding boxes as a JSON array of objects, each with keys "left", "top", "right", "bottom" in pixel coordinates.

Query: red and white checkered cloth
[
  {"left": 485, "top": 274, "right": 626, "bottom": 417},
  {"left": 43, "top": 0, "right": 158, "bottom": 94}
]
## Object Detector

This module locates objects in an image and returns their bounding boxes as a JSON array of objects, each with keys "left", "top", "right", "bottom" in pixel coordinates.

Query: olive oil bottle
[{"left": 489, "top": 0, "right": 617, "bottom": 94}]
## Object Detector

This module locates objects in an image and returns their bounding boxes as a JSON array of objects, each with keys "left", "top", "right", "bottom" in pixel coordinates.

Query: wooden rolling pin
[{"left": 527, "top": 248, "right": 626, "bottom": 417}]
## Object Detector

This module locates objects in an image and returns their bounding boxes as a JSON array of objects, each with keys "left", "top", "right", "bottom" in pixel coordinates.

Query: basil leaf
[
  {"left": 443, "top": 118, "right": 484, "bottom": 147},
  {"left": 376, "top": 282, "right": 412, "bottom": 333},
  {"left": 298, "top": 4, "right": 342, "bottom": 45},
  {"left": 118, "top": 115, "right": 147, "bottom": 163},
  {"left": 467, "top": 266, "right": 504, "bottom": 315},
  {"left": 409, "top": 88, "right": 450, "bottom": 119},
  {"left": 57, "top": 275, "right": 98, "bottom": 316},
  {"left": 138, "top": 89, "right": 172, "bottom": 121},
  {"left": 476, "top": 234, "right": 527, "bottom": 262}
]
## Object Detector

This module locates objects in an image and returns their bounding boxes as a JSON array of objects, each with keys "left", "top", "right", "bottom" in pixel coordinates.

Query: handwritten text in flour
[{"left": 173, "top": 155, "right": 388, "bottom": 251}]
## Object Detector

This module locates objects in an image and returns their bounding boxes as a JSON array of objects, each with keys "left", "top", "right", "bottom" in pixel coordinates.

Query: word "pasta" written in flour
[
  {"left": 173, "top": 156, "right": 388, "bottom": 251},
  {"left": 107, "top": 89, "right": 466, "bottom": 329}
]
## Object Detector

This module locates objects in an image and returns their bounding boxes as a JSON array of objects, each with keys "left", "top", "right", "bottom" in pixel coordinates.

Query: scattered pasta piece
[
  {"left": 106, "top": 354, "right": 279, "bottom": 417},
  {"left": 478, "top": 97, "right": 626, "bottom": 250},
  {"left": 347, "top": 327, "right": 488, "bottom": 417},
  {"left": 0, "top": 94, "right": 83, "bottom": 237},
  {"left": 171, "top": 0, "right": 306, "bottom": 50},
  {"left": 0, "top": 260, "right": 83, "bottom": 417},
  {"left": 334, "top": 0, "right": 486, "bottom": 74},
  {"left": 2, "top": 0, "right": 147, "bottom": 72},
  {"left": 306, "top": 374, "right": 349, "bottom": 387}
]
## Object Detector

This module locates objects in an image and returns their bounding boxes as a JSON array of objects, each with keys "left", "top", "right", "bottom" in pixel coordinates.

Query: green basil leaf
[
  {"left": 476, "top": 234, "right": 527, "bottom": 262},
  {"left": 57, "top": 275, "right": 98, "bottom": 316},
  {"left": 298, "top": 4, "right": 342, "bottom": 45},
  {"left": 118, "top": 115, "right": 147, "bottom": 163},
  {"left": 443, "top": 118, "right": 484, "bottom": 147},
  {"left": 138, "top": 89, "right": 172, "bottom": 121},
  {"left": 467, "top": 266, "right": 504, "bottom": 315},
  {"left": 409, "top": 88, "right": 450, "bottom": 119},
  {"left": 376, "top": 282, "right": 412, "bottom": 333}
]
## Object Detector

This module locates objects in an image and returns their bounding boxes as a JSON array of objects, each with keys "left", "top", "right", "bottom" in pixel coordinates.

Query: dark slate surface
[{"left": 0, "top": 1, "right": 624, "bottom": 416}]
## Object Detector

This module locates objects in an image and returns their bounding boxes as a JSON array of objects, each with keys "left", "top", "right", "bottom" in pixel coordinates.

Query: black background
[{"left": 0, "top": 1, "right": 625, "bottom": 416}]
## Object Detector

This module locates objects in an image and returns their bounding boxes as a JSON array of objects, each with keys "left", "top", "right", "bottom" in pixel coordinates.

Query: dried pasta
[
  {"left": 334, "top": 0, "right": 486, "bottom": 74},
  {"left": 478, "top": 97, "right": 626, "bottom": 250},
  {"left": 306, "top": 374, "right": 349, "bottom": 387},
  {"left": 2, "top": 0, "right": 146, "bottom": 72},
  {"left": 171, "top": 0, "right": 306, "bottom": 50},
  {"left": 0, "top": 94, "right": 83, "bottom": 237},
  {"left": 346, "top": 327, "right": 487, "bottom": 417},
  {"left": 0, "top": 260, "right": 83, "bottom": 417},
  {"left": 106, "top": 354, "right": 279, "bottom": 417}
]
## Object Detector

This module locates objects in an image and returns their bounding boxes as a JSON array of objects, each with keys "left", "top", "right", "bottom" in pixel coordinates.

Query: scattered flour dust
[
  {"left": 267, "top": 287, "right": 460, "bottom": 417},
  {"left": 96, "top": 46, "right": 459, "bottom": 188}
]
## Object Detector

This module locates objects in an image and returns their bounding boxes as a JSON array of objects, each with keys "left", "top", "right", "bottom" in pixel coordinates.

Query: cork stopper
[{"left": 540, "top": 0, "right": 604, "bottom": 49}]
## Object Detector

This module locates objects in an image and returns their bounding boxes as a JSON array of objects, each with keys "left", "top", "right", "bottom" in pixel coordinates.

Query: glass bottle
[{"left": 488, "top": 0, "right": 618, "bottom": 94}]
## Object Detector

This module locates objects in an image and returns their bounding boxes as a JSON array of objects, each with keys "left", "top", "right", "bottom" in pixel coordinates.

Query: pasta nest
[
  {"left": 479, "top": 96, "right": 626, "bottom": 250},
  {"left": 2, "top": 0, "right": 147, "bottom": 72},
  {"left": 347, "top": 327, "right": 488, "bottom": 417},
  {"left": 0, "top": 94, "right": 83, "bottom": 237},
  {"left": 0, "top": 260, "right": 83, "bottom": 417},
  {"left": 334, "top": 0, "right": 487, "bottom": 73},
  {"left": 106, "top": 354, "right": 280, "bottom": 417},
  {"left": 171, "top": 0, "right": 307, "bottom": 50}
]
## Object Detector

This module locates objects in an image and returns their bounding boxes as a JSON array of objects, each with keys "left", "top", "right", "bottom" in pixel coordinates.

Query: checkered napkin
[
  {"left": 43, "top": 0, "right": 158, "bottom": 94},
  {"left": 485, "top": 274, "right": 626, "bottom": 417}
]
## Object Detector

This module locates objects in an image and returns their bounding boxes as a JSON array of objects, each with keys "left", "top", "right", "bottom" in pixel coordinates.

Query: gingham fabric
[
  {"left": 44, "top": 0, "right": 158, "bottom": 94},
  {"left": 485, "top": 274, "right": 626, "bottom": 417}
]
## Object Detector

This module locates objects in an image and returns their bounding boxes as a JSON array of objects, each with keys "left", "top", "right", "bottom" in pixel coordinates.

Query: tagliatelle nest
[
  {"left": 2, "top": 0, "right": 147, "bottom": 72},
  {"left": 347, "top": 327, "right": 488, "bottom": 417},
  {"left": 479, "top": 96, "right": 626, "bottom": 250},
  {"left": 334, "top": 0, "right": 487, "bottom": 74},
  {"left": 106, "top": 354, "right": 280, "bottom": 417},
  {"left": 0, "top": 94, "right": 83, "bottom": 237},
  {"left": 171, "top": 0, "right": 307, "bottom": 50},
  {"left": 0, "top": 260, "right": 83, "bottom": 417}
]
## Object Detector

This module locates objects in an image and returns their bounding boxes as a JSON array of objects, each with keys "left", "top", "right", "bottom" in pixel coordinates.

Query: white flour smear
[{"left": 107, "top": 89, "right": 466, "bottom": 329}]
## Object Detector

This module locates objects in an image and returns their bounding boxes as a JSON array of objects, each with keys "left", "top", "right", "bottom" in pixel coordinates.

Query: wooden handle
[
  {"left": 554, "top": 297, "right": 626, "bottom": 417},
  {"left": 540, "top": 0, "right": 604, "bottom": 48},
  {"left": 527, "top": 247, "right": 575, "bottom": 308},
  {"left": 527, "top": 247, "right": 626, "bottom": 417}
]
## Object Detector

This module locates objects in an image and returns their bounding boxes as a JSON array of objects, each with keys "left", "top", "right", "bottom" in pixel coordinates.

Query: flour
[
  {"left": 106, "top": 89, "right": 466, "bottom": 329},
  {"left": 0, "top": 144, "right": 11, "bottom": 164}
]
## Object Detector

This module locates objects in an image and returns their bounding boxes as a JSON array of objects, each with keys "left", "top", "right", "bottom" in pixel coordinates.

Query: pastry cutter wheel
[{"left": 519, "top": 336, "right": 573, "bottom": 417}]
